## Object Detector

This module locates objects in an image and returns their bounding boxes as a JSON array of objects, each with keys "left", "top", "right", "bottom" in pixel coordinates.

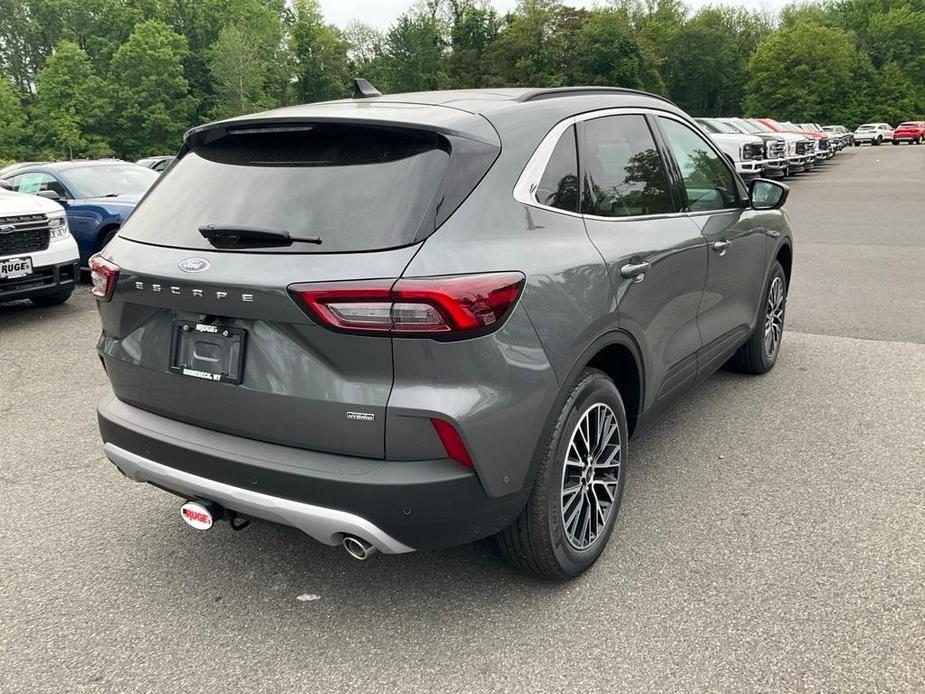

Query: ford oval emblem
[{"left": 178, "top": 257, "right": 210, "bottom": 273}]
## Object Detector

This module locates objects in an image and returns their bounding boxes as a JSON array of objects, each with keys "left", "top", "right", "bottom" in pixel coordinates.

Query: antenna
[{"left": 352, "top": 78, "right": 382, "bottom": 99}]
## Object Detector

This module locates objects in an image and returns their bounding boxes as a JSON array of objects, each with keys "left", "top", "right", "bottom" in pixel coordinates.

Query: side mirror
[
  {"left": 749, "top": 178, "right": 789, "bottom": 210},
  {"left": 36, "top": 189, "right": 61, "bottom": 201},
  {"left": 0, "top": 179, "right": 11, "bottom": 190}
]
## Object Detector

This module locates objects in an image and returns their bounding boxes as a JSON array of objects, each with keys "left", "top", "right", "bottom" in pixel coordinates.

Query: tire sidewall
[
  {"left": 759, "top": 262, "right": 788, "bottom": 370},
  {"left": 542, "top": 372, "right": 628, "bottom": 577}
]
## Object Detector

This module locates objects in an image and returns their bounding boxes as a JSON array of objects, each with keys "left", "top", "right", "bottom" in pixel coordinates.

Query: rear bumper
[{"left": 98, "top": 394, "right": 527, "bottom": 551}]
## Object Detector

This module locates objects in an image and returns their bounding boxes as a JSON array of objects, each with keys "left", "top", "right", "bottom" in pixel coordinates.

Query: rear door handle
[
  {"left": 712, "top": 240, "right": 731, "bottom": 255},
  {"left": 620, "top": 261, "right": 651, "bottom": 282}
]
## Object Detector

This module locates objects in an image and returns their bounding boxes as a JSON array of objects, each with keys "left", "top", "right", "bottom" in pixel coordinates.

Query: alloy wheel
[
  {"left": 560, "top": 403, "right": 621, "bottom": 550},
  {"left": 764, "top": 276, "right": 785, "bottom": 358}
]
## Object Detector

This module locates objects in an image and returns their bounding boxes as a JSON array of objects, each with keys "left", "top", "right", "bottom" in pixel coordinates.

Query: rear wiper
[{"left": 198, "top": 224, "right": 322, "bottom": 248}]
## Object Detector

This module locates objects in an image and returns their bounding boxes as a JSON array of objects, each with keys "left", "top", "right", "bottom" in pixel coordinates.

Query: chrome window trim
[{"left": 513, "top": 106, "right": 742, "bottom": 223}]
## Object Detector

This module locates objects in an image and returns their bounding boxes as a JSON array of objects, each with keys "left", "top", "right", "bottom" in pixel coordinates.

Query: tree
[
  {"left": 745, "top": 22, "right": 859, "bottom": 123},
  {"left": 445, "top": 0, "right": 501, "bottom": 88},
  {"left": 379, "top": 9, "right": 447, "bottom": 92},
  {"left": 0, "top": 75, "right": 27, "bottom": 160},
  {"left": 289, "top": 0, "right": 350, "bottom": 103},
  {"left": 666, "top": 7, "right": 770, "bottom": 116},
  {"left": 108, "top": 20, "right": 196, "bottom": 157},
  {"left": 208, "top": 24, "right": 274, "bottom": 118},
  {"left": 483, "top": 0, "right": 585, "bottom": 87},
  {"left": 32, "top": 41, "right": 111, "bottom": 159},
  {"left": 571, "top": 7, "right": 663, "bottom": 92}
]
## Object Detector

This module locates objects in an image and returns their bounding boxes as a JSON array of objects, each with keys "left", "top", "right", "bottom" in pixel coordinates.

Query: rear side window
[
  {"left": 536, "top": 126, "right": 579, "bottom": 212},
  {"left": 8, "top": 172, "right": 68, "bottom": 198},
  {"left": 120, "top": 124, "right": 452, "bottom": 253},
  {"left": 658, "top": 117, "right": 739, "bottom": 213},
  {"left": 581, "top": 115, "right": 674, "bottom": 218}
]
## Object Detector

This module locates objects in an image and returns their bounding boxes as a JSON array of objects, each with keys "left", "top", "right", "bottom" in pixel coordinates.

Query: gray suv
[{"left": 94, "top": 85, "right": 793, "bottom": 579}]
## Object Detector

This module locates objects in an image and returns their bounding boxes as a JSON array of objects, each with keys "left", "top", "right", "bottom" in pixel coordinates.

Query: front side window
[
  {"left": 581, "top": 115, "right": 674, "bottom": 218},
  {"left": 536, "top": 126, "right": 579, "bottom": 212},
  {"left": 8, "top": 172, "right": 68, "bottom": 197},
  {"left": 658, "top": 117, "right": 738, "bottom": 213}
]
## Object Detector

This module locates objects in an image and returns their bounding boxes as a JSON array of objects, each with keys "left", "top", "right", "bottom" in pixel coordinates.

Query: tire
[
  {"left": 874, "top": 137, "right": 882, "bottom": 146},
  {"left": 892, "top": 140, "right": 899, "bottom": 145},
  {"left": 30, "top": 288, "right": 73, "bottom": 307},
  {"left": 497, "top": 368, "right": 628, "bottom": 580},
  {"left": 728, "top": 261, "right": 787, "bottom": 375}
]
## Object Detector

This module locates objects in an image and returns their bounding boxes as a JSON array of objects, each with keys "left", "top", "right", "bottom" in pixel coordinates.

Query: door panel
[
  {"left": 656, "top": 116, "right": 768, "bottom": 375},
  {"left": 578, "top": 114, "right": 707, "bottom": 408},
  {"left": 689, "top": 211, "right": 768, "bottom": 374}
]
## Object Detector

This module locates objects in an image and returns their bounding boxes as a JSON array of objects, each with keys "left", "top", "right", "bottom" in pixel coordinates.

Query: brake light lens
[
  {"left": 291, "top": 272, "right": 525, "bottom": 339},
  {"left": 89, "top": 255, "right": 119, "bottom": 301}
]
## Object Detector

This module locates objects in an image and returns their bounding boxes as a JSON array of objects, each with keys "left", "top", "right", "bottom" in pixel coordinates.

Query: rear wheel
[
  {"left": 728, "top": 261, "right": 787, "bottom": 375},
  {"left": 30, "top": 288, "right": 72, "bottom": 307},
  {"left": 874, "top": 136, "right": 882, "bottom": 146},
  {"left": 497, "top": 368, "right": 627, "bottom": 580}
]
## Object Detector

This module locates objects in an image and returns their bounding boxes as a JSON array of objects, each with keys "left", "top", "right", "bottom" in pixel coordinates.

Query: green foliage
[
  {"left": 208, "top": 25, "right": 275, "bottom": 118},
  {"left": 289, "top": 0, "right": 351, "bottom": 103},
  {"left": 107, "top": 20, "right": 196, "bottom": 158},
  {"left": 0, "top": 75, "right": 27, "bottom": 159},
  {"left": 32, "top": 41, "right": 111, "bottom": 159},
  {"left": 1, "top": 0, "right": 923, "bottom": 161}
]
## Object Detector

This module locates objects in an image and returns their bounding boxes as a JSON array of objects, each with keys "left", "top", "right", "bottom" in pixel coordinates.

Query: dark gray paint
[{"left": 96, "top": 88, "right": 792, "bottom": 544}]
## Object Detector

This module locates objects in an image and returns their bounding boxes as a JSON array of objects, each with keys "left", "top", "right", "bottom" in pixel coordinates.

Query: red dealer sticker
[{"left": 180, "top": 501, "right": 214, "bottom": 530}]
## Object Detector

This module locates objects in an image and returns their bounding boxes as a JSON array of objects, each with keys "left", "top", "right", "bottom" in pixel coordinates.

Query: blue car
[{"left": 0, "top": 160, "right": 159, "bottom": 265}]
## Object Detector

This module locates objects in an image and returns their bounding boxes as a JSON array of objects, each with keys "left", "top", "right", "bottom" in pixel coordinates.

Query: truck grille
[
  {"left": 766, "top": 140, "right": 786, "bottom": 158},
  {"left": 795, "top": 140, "right": 812, "bottom": 155},
  {"left": 818, "top": 137, "right": 830, "bottom": 150},
  {"left": 0, "top": 214, "right": 51, "bottom": 256}
]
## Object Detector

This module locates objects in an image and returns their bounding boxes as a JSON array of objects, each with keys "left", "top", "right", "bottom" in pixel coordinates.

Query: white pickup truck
[
  {"left": 694, "top": 118, "right": 773, "bottom": 179},
  {"left": 0, "top": 182, "right": 80, "bottom": 306}
]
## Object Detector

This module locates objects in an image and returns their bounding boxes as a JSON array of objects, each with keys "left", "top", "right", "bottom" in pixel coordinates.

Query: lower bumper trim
[{"left": 104, "top": 443, "right": 416, "bottom": 554}]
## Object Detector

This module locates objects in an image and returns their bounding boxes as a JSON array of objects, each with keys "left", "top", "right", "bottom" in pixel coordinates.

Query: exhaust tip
[{"left": 343, "top": 535, "right": 377, "bottom": 560}]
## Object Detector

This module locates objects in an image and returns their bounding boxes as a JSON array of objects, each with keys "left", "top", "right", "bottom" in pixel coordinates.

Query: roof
[{"left": 186, "top": 86, "right": 681, "bottom": 147}]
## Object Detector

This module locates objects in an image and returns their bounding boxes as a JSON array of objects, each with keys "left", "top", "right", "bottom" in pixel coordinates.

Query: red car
[{"left": 892, "top": 121, "right": 925, "bottom": 144}]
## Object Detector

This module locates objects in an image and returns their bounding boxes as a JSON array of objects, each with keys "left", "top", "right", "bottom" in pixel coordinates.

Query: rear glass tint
[{"left": 120, "top": 124, "right": 451, "bottom": 253}]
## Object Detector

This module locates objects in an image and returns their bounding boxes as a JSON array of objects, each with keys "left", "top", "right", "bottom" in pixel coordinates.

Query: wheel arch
[
  {"left": 96, "top": 222, "right": 122, "bottom": 251},
  {"left": 775, "top": 240, "right": 793, "bottom": 288}
]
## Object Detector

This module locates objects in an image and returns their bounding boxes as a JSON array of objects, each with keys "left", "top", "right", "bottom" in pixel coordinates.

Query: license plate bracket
[
  {"left": 0, "top": 256, "right": 33, "bottom": 279},
  {"left": 169, "top": 321, "right": 246, "bottom": 384}
]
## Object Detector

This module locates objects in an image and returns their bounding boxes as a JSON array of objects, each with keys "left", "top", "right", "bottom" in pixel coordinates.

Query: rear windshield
[
  {"left": 898, "top": 122, "right": 918, "bottom": 127},
  {"left": 120, "top": 124, "right": 451, "bottom": 253}
]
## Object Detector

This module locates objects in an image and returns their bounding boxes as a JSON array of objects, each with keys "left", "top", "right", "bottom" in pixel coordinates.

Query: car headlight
[{"left": 47, "top": 214, "right": 71, "bottom": 241}]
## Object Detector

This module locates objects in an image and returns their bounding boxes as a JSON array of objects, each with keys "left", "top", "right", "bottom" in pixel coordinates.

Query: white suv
[
  {"left": 0, "top": 183, "right": 80, "bottom": 306},
  {"left": 853, "top": 123, "right": 893, "bottom": 146}
]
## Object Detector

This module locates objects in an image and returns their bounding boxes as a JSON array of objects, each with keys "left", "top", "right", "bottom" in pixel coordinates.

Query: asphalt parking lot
[{"left": 1, "top": 145, "right": 923, "bottom": 693}]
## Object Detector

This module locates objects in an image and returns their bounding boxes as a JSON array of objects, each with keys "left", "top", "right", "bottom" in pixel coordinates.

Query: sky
[{"left": 317, "top": 0, "right": 792, "bottom": 30}]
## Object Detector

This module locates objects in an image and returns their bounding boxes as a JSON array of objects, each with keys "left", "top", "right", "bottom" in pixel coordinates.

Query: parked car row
[
  {"left": 850, "top": 121, "right": 925, "bottom": 145},
  {"left": 695, "top": 117, "right": 846, "bottom": 180},
  {"left": 0, "top": 157, "right": 164, "bottom": 306}
]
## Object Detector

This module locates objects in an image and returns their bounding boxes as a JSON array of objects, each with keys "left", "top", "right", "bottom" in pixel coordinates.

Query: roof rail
[{"left": 516, "top": 86, "right": 676, "bottom": 106}]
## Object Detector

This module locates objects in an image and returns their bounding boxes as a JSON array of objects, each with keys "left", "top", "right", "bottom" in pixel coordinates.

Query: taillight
[
  {"left": 89, "top": 255, "right": 119, "bottom": 301},
  {"left": 291, "top": 272, "right": 525, "bottom": 339}
]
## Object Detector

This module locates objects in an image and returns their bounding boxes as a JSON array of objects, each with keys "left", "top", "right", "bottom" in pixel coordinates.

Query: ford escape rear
[{"left": 95, "top": 85, "right": 794, "bottom": 579}]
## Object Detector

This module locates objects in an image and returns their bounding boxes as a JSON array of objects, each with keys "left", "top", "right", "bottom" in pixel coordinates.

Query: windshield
[
  {"left": 60, "top": 164, "right": 159, "bottom": 198},
  {"left": 898, "top": 122, "right": 918, "bottom": 128},
  {"left": 857, "top": 124, "right": 876, "bottom": 130},
  {"left": 735, "top": 119, "right": 764, "bottom": 134},
  {"left": 120, "top": 124, "right": 452, "bottom": 254},
  {"left": 701, "top": 118, "right": 739, "bottom": 135}
]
